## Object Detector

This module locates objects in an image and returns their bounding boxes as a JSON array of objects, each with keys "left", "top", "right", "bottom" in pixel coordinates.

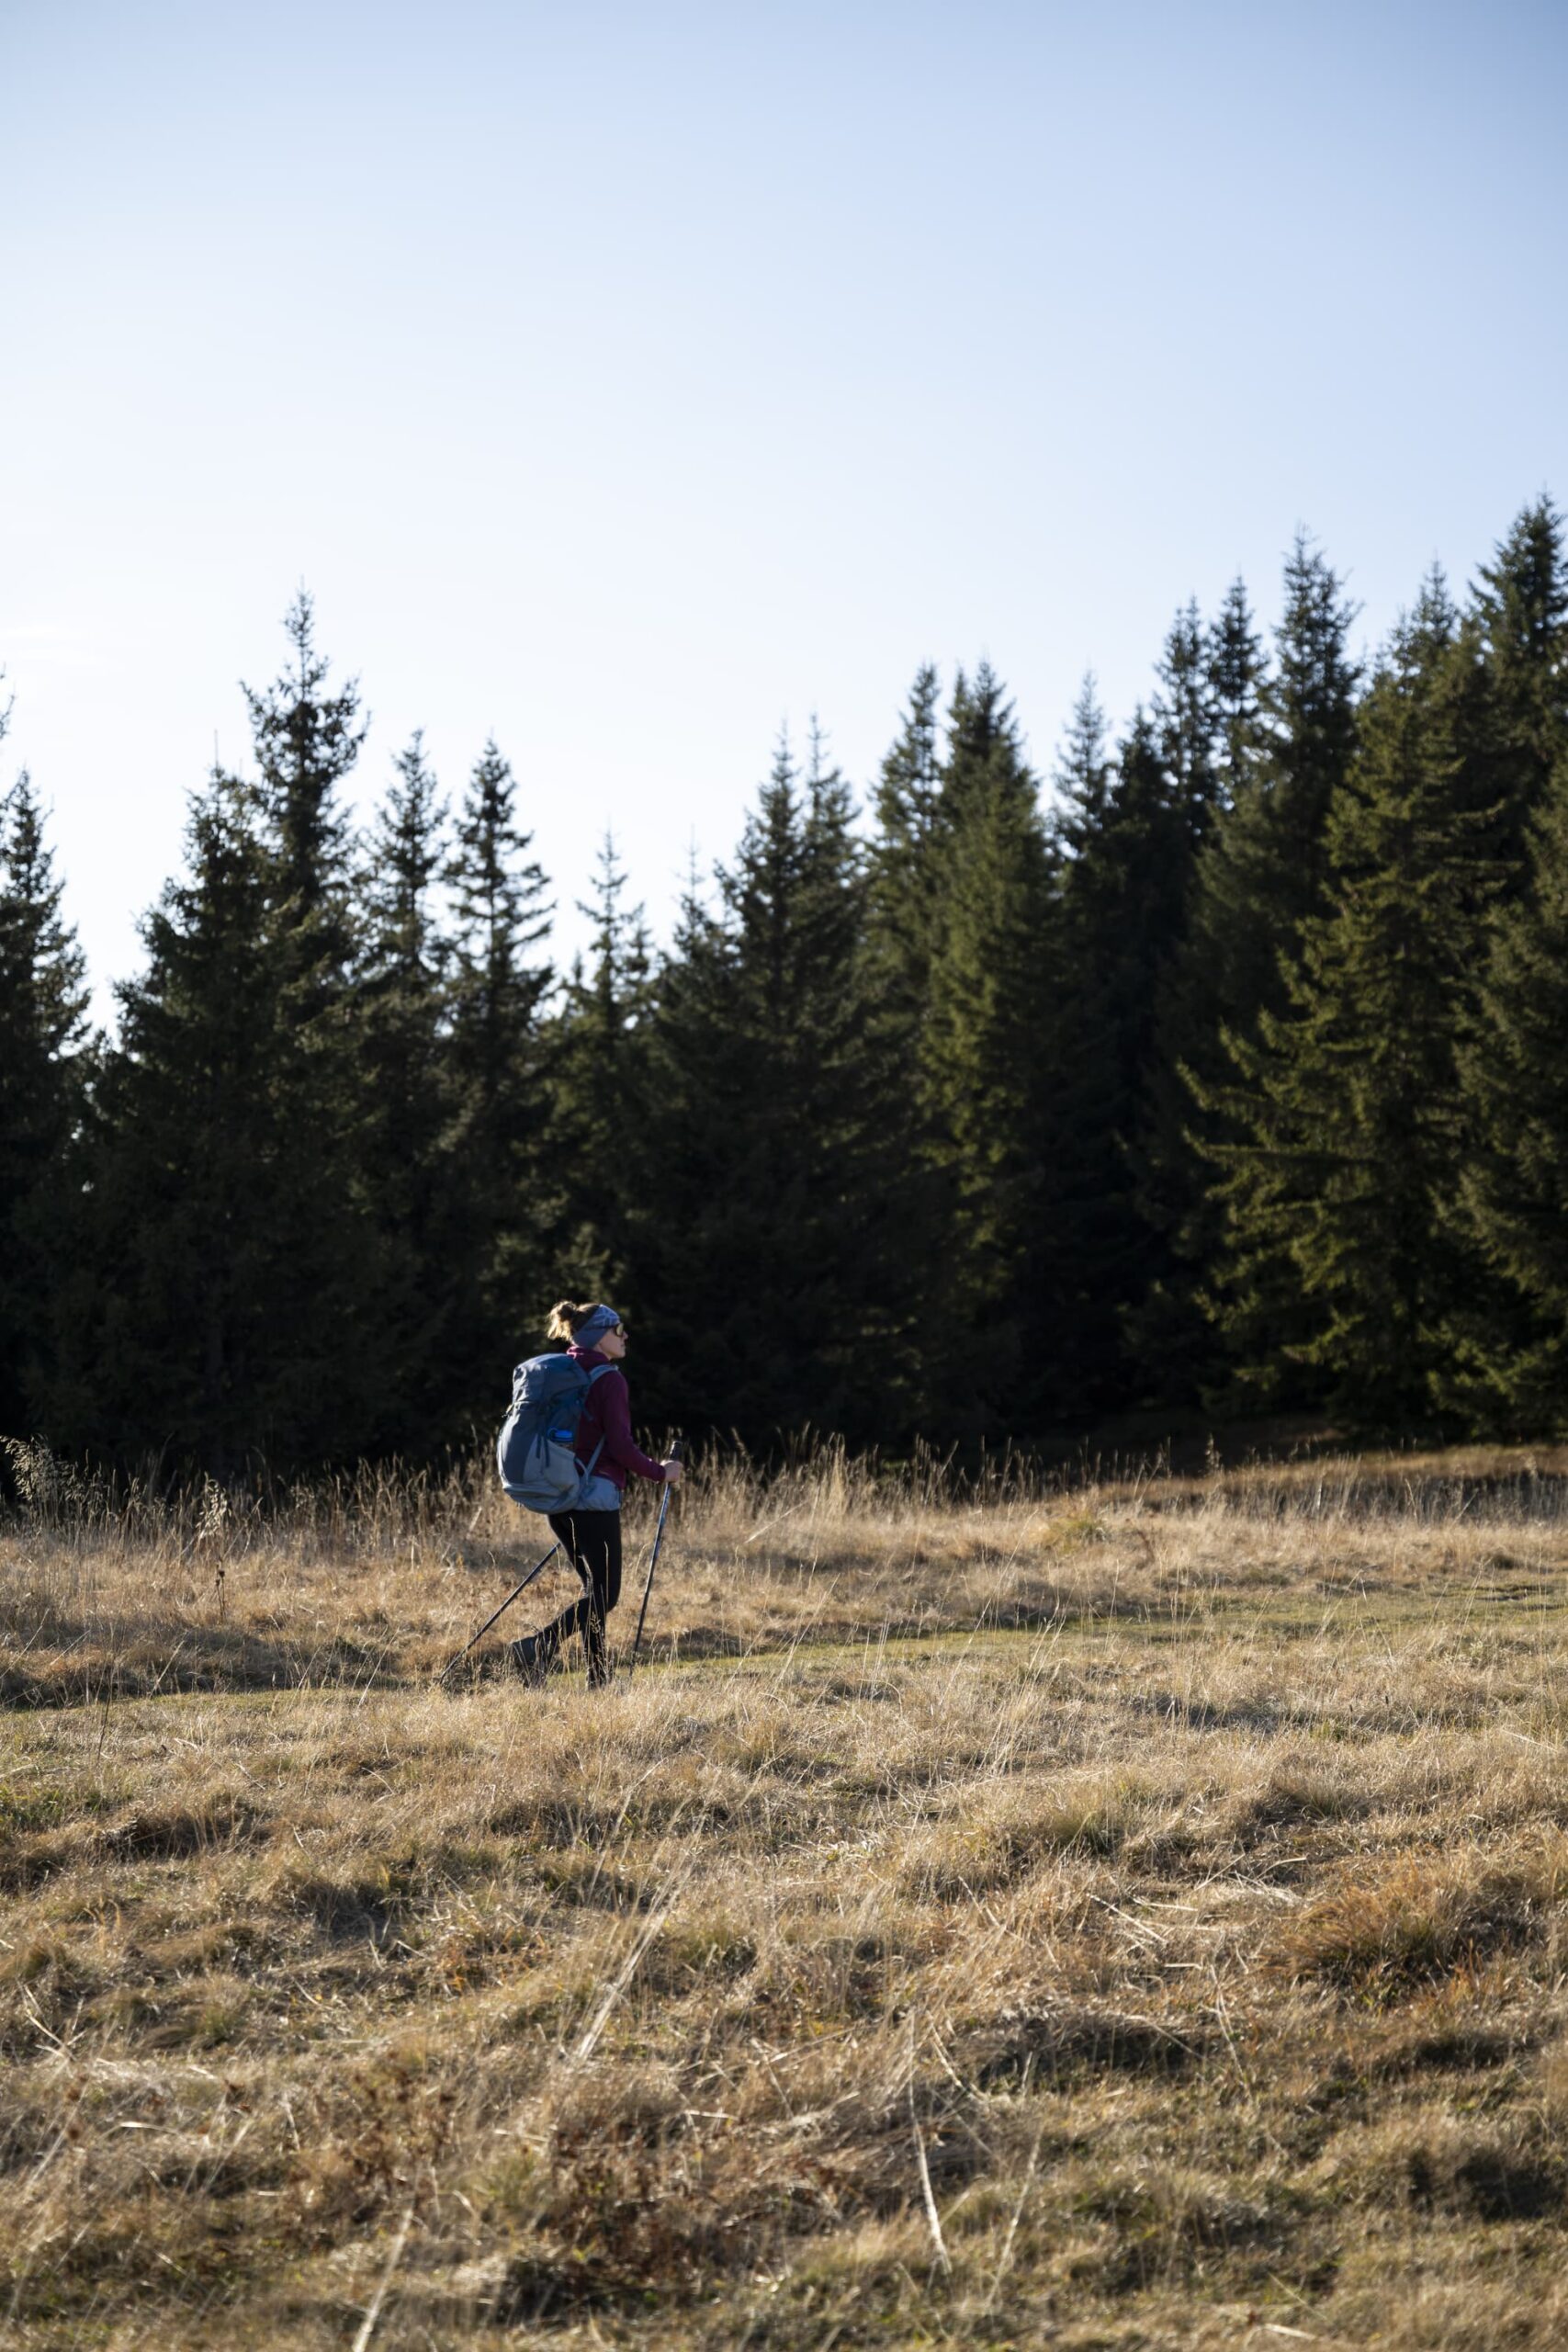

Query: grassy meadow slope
[{"left": 4, "top": 1448, "right": 1568, "bottom": 2347}]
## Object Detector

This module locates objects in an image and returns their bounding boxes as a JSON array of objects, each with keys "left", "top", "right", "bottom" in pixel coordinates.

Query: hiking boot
[{"left": 509, "top": 1632, "right": 558, "bottom": 1686}]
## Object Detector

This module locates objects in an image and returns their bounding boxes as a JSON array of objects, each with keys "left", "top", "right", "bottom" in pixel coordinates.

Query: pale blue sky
[{"left": 5, "top": 0, "right": 1565, "bottom": 1015}]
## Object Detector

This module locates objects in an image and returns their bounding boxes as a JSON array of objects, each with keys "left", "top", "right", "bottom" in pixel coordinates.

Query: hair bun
[{"left": 546, "top": 1299, "right": 594, "bottom": 1341}]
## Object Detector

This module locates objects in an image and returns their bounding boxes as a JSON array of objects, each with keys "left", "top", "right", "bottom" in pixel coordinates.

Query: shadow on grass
[
  {"left": 967, "top": 2002, "right": 1208, "bottom": 2087},
  {"left": 0, "top": 1612, "right": 396, "bottom": 1710}
]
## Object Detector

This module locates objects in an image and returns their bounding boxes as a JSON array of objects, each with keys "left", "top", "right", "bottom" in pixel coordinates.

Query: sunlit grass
[{"left": 3, "top": 1442, "right": 1568, "bottom": 2344}]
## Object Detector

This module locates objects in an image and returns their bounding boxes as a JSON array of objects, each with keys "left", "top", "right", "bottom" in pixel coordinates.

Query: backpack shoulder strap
[{"left": 576, "top": 1359, "right": 617, "bottom": 1483}]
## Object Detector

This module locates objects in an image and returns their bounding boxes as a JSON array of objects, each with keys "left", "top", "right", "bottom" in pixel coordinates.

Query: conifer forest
[{"left": 3, "top": 497, "right": 1566, "bottom": 1476}]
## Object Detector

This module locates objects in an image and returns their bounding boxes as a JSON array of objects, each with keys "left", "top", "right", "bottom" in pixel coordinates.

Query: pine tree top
[
  {"left": 0, "top": 765, "right": 90, "bottom": 1063},
  {"left": 243, "top": 592, "right": 367, "bottom": 917}
]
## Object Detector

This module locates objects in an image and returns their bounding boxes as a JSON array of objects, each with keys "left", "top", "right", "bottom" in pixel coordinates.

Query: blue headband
[{"left": 574, "top": 1303, "right": 623, "bottom": 1347}]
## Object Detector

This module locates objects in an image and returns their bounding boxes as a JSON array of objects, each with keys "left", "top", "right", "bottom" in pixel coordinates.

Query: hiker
[{"left": 509, "top": 1301, "right": 682, "bottom": 1687}]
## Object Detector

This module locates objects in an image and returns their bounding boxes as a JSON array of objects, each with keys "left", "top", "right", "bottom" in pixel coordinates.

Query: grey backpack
[{"left": 496, "top": 1353, "right": 615, "bottom": 1512}]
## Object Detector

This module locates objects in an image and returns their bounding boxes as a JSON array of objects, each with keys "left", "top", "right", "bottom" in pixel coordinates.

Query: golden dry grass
[{"left": 4, "top": 1442, "right": 1568, "bottom": 2347}]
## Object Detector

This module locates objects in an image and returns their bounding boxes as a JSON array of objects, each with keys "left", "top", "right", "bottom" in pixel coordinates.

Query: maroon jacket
[{"left": 568, "top": 1344, "right": 664, "bottom": 1489}]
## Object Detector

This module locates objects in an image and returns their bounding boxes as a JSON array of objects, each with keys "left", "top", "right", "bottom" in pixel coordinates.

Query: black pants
[{"left": 539, "top": 1510, "right": 623, "bottom": 1685}]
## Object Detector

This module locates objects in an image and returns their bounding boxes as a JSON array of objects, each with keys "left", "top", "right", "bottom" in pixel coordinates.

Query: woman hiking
[{"left": 510, "top": 1301, "right": 682, "bottom": 1687}]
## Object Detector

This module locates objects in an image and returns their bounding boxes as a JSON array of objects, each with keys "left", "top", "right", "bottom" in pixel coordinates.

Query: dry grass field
[{"left": 4, "top": 1441, "right": 1568, "bottom": 2349}]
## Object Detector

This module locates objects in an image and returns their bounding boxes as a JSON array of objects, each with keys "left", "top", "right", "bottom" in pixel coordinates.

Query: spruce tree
[
  {"left": 1084, "top": 705, "right": 1190, "bottom": 1043},
  {"left": 1051, "top": 685, "right": 1201, "bottom": 1408},
  {"left": 0, "top": 751, "right": 90, "bottom": 1437},
  {"left": 866, "top": 662, "right": 945, "bottom": 1034},
  {"left": 1190, "top": 537, "right": 1361, "bottom": 1046},
  {"left": 939, "top": 662, "right": 1028, "bottom": 831},
  {"left": 642, "top": 729, "right": 918, "bottom": 1445},
  {"left": 920, "top": 671, "right": 1058, "bottom": 1407},
  {"left": 1051, "top": 674, "right": 1114, "bottom": 856},
  {"left": 1132, "top": 588, "right": 1268, "bottom": 1396},
  {"left": 75, "top": 601, "right": 381, "bottom": 1470},
  {"left": 1162, "top": 537, "right": 1361, "bottom": 1404},
  {"left": 1205, "top": 576, "right": 1484, "bottom": 1422},
  {"left": 550, "top": 834, "right": 655, "bottom": 1309},
  {"left": 77, "top": 772, "right": 289, "bottom": 1468},
  {"left": 861, "top": 665, "right": 960, "bottom": 1418},
  {"left": 240, "top": 594, "right": 380, "bottom": 1453},
  {"left": 1153, "top": 601, "right": 1221, "bottom": 850},
  {"left": 1451, "top": 750, "right": 1568, "bottom": 1424},
  {"left": 1208, "top": 577, "right": 1269, "bottom": 814},
  {"left": 443, "top": 738, "right": 554, "bottom": 1402},
  {"left": 363, "top": 731, "right": 447, "bottom": 1000},
  {"left": 1410, "top": 498, "right": 1568, "bottom": 1420},
  {"left": 1450, "top": 497, "right": 1568, "bottom": 892},
  {"left": 355, "top": 731, "right": 456, "bottom": 1444},
  {"left": 245, "top": 591, "right": 366, "bottom": 974}
]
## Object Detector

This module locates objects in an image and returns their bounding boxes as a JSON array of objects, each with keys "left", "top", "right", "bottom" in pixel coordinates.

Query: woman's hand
[{"left": 660, "top": 1457, "right": 684, "bottom": 1486}]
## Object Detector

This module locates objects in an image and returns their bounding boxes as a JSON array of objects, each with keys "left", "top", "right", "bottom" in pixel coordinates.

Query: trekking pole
[
  {"left": 435, "top": 1541, "right": 561, "bottom": 1683},
  {"left": 627, "top": 1437, "right": 684, "bottom": 1677}
]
